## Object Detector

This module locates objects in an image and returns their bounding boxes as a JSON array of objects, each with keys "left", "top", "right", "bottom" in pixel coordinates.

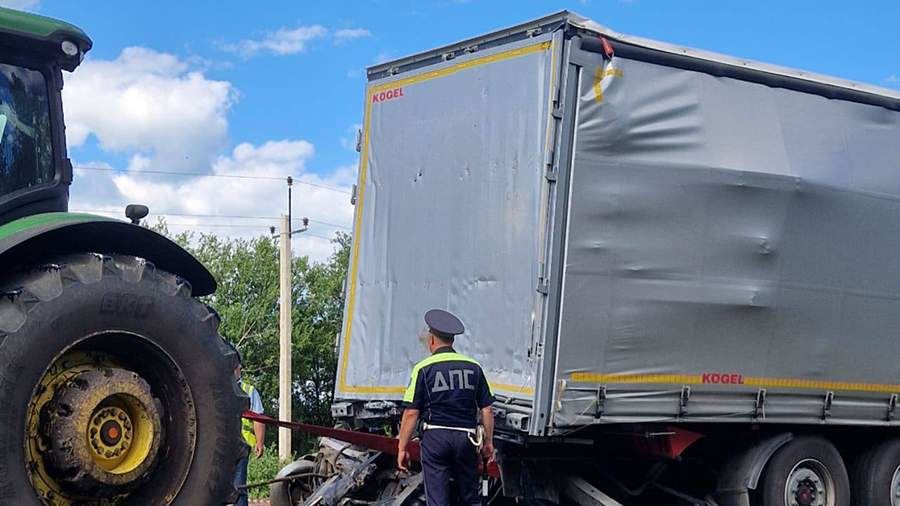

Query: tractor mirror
[{"left": 125, "top": 204, "right": 150, "bottom": 224}]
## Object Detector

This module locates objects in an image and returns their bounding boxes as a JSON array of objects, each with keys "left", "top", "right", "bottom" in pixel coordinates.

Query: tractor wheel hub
[
  {"left": 91, "top": 407, "right": 130, "bottom": 456},
  {"left": 43, "top": 367, "right": 162, "bottom": 496}
]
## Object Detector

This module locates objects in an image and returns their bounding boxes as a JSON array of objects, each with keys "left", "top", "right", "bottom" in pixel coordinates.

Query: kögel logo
[
  {"left": 702, "top": 372, "right": 744, "bottom": 385},
  {"left": 372, "top": 87, "right": 404, "bottom": 103}
]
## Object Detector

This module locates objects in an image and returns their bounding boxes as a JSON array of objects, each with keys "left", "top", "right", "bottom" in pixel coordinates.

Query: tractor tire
[
  {"left": 0, "top": 253, "right": 246, "bottom": 505},
  {"left": 756, "top": 436, "right": 850, "bottom": 506},
  {"left": 850, "top": 438, "right": 900, "bottom": 506}
]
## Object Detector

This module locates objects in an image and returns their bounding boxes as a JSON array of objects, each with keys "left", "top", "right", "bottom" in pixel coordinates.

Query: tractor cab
[{"left": 0, "top": 7, "right": 91, "bottom": 225}]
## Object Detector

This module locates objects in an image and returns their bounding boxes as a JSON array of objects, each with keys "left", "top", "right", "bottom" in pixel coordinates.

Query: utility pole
[
  {"left": 278, "top": 212, "right": 292, "bottom": 461},
  {"left": 277, "top": 176, "right": 308, "bottom": 461}
]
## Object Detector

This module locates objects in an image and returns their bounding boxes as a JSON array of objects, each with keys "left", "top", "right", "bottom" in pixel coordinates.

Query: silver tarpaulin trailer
[
  {"left": 299, "top": 11, "right": 900, "bottom": 505},
  {"left": 337, "top": 10, "right": 900, "bottom": 433}
]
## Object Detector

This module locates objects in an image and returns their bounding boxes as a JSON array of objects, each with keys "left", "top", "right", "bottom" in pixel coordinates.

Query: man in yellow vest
[{"left": 233, "top": 352, "right": 265, "bottom": 506}]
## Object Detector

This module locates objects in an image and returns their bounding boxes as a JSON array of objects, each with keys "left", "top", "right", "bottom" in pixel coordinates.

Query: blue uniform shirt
[
  {"left": 238, "top": 379, "right": 264, "bottom": 415},
  {"left": 403, "top": 346, "right": 494, "bottom": 429}
]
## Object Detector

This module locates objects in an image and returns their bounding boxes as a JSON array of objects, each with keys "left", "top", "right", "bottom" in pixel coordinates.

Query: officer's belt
[{"left": 422, "top": 422, "right": 484, "bottom": 447}]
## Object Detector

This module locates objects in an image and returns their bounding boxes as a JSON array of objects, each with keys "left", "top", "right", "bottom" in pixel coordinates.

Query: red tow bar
[{"left": 243, "top": 411, "right": 500, "bottom": 478}]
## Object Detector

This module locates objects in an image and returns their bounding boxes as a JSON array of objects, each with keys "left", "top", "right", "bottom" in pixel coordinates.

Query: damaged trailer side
[
  {"left": 548, "top": 18, "right": 900, "bottom": 432},
  {"left": 283, "top": 11, "right": 900, "bottom": 506}
]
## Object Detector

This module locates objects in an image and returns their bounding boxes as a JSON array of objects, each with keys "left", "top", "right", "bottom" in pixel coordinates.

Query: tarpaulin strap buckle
[
  {"left": 678, "top": 386, "right": 691, "bottom": 417},
  {"left": 822, "top": 391, "right": 834, "bottom": 420},
  {"left": 754, "top": 389, "right": 767, "bottom": 419},
  {"left": 599, "top": 36, "right": 614, "bottom": 60}
]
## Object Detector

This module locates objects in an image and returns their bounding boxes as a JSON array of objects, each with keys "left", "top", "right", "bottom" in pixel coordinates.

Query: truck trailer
[{"left": 273, "top": 11, "right": 900, "bottom": 506}]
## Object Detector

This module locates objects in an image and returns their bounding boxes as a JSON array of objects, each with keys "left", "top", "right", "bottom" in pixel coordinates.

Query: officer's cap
[{"left": 424, "top": 309, "right": 465, "bottom": 340}]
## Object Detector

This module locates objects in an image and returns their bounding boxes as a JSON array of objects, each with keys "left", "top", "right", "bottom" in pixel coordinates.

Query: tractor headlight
[{"left": 60, "top": 40, "right": 79, "bottom": 57}]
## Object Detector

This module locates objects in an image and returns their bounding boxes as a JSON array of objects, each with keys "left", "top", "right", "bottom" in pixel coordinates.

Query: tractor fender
[
  {"left": 715, "top": 432, "right": 794, "bottom": 506},
  {"left": 0, "top": 213, "right": 216, "bottom": 296}
]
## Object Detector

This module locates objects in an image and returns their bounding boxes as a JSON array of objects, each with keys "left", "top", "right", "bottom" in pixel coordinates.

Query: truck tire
[
  {"left": 850, "top": 438, "right": 900, "bottom": 506},
  {"left": 270, "top": 459, "right": 316, "bottom": 506},
  {"left": 0, "top": 253, "right": 246, "bottom": 505},
  {"left": 756, "top": 436, "right": 850, "bottom": 506}
]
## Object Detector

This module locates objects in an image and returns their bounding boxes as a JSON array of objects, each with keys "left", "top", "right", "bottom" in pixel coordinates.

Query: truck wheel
[
  {"left": 270, "top": 459, "right": 317, "bottom": 506},
  {"left": 0, "top": 254, "right": 246, "bottom": 505},
  {"left": 756, "top": 436, "right": 850, "bottom": 506},
  {"left": 850, "top": 438, "right": 900, "bottom": 506}
]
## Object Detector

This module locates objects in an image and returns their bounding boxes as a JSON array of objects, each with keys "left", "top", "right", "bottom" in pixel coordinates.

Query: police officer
[{"left": 397, "top": 309, "right": 495, "bottom": 505}]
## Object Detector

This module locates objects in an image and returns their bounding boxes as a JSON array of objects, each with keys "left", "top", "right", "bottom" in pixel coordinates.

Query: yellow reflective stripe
[
  {"left": 569, "top": 372, "right": 900, "bottom": 394},
  {"left": 336, "top": 88, "right": 373, "bottom": 394},
  {"left": 337, "top": 40, "right": 552, "bottom": 396},
  {"left": 416, "top": 352, "right": 480, "bottom": 368},
  {"left": 492, "top": 383, "right": 533, "bottom": 396},
  {"left": 403, "top": 370, "right": 418, "bottom": 403},
  {"left": 571, "top": 373, "right": 703, "bottom": 385},
  {"left": 369, "top": 41, "right": 551, "bottom": 94},
  {"left": 240, "top": 381, "right": 257, "bottom": 446}
]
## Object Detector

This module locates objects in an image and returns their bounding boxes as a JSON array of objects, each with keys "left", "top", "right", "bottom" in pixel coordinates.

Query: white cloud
[
  {"left": 220, "top": 25, "right": 328, "bottom": 57},
  {"left": 63, "top": 47, "right": 236, "bottom": 173},
  {"left": 63, "top": 45, "right": 353, "bottom": 262},
  {"left": 887, "top": 75, "right": 900, "bottom": 84},
  {"left": 334, "top": 28, "right": 372, "bottom": 43},
  {"left": 0, "top": 0, "right": 39, "bottom": 10},
  {"left": 70, "top": 141, "right": 355, "bottom": 263}
]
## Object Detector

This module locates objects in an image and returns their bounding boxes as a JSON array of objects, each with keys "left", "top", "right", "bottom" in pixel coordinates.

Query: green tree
[{"left": 291, "top": 232, "right": 350, "bottom": 430}]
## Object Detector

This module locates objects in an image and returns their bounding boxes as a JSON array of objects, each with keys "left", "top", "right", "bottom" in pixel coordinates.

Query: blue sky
[{"left": 4, "top": 0, "right": 898, "bottom": 260}]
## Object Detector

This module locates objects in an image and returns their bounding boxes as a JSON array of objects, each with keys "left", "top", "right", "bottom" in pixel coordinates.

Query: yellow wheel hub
[
  {"left": 89, "top": 406, "right": 130, "bottom": 460},
  {"left": 25, "top": 351, "right": 163, "bottom": 504},
  {"left": 88, "top": 404, "right": 142, "bottom": 471}
]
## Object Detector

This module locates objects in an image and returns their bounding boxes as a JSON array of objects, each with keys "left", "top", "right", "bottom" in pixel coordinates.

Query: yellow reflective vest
[{"left": 240, "top": 381, "right": 257, "bottom": 447}]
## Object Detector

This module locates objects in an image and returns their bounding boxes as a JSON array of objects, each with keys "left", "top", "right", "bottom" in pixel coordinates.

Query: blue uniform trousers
[
  {"left": 421, "top": 429, "right": 480, "bottom": 505},
  {"left": 233, "top": 454, "right": 249, "bottom": 506}
]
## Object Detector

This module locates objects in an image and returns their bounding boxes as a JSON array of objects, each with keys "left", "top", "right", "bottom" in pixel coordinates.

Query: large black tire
[
  {"left": 757, "top": 436, "right": 850, "bottom": 506},
  {"left": 0, "top": 254, "right": 246, "bottom": 505},
  {"left": 850, "top": 438, "right": 900, "bottom": 506}
]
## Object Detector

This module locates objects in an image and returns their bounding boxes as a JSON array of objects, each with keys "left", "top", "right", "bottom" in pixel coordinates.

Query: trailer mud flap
[{"left": 495, "top": 445, "right": 560, "bottom": 503}]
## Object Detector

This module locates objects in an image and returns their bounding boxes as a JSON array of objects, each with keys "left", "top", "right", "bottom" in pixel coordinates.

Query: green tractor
[{"left": 0, "top": 7, "right": 245, "bottom": 505}]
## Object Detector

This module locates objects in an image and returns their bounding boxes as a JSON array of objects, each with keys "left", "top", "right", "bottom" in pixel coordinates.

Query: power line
[
  {"left": 74, "top": 165, "right": 352, "bottom": 195},
  {"left": 72, "top": 209, "right": 351, "bottom": 230},
  {"left": 163, "top": 223, "right": 267, "bottom": 228},
  {"left": 163, "top": 222, "right": 338, "bottom": 241}
]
